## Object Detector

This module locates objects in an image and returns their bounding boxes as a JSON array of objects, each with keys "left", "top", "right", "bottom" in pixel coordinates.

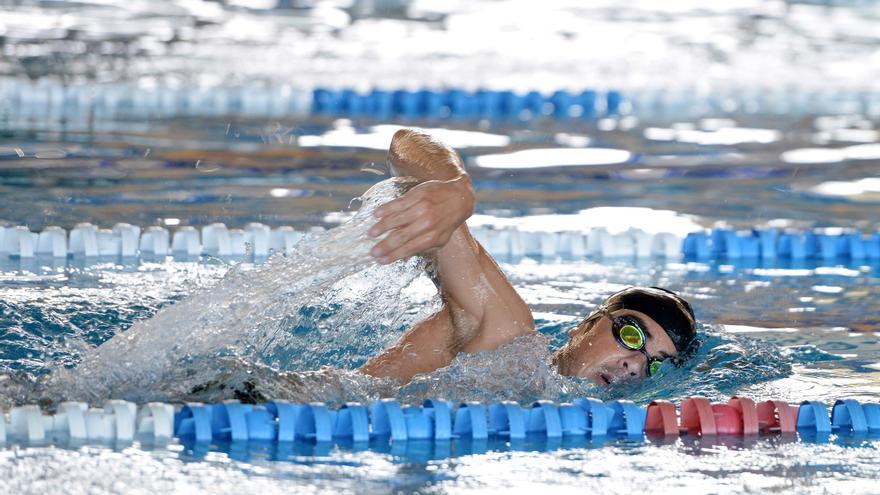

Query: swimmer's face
[{"left": 553, "top": 309, "right": 677, "bottom": 386}]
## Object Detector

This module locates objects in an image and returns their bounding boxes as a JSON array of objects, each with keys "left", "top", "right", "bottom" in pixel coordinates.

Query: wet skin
[
  {"left": 553, "top": 309, "right": 678, "bottom": 386},
  {"left": 361, "top": 129, "right": 679, "bottom": 387}
]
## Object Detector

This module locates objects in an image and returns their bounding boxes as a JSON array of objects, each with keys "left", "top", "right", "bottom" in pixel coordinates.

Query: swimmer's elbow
[{"left": 388, "top": 128, "right": 465, "bottom": 181}]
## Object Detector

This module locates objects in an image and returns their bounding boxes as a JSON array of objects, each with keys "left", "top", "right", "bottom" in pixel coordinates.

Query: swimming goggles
[{"left": 611, "top": 314, "right": 664, "bottom": 378}]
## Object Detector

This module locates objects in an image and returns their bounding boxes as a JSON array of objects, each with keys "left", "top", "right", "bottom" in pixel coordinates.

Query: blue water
[
  {"left": 2, "top": 0, "right": 880, "bottom": 493},
  {"left": 2, "top": 114, "right": 880, "bottom": 492}
]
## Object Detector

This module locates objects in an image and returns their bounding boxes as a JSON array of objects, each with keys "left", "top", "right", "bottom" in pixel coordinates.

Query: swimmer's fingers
[
  {"left": 371, "top": 213, "right": 443, "bottom": 262},
  {"left": 375, "top": 230, "right": 441, "bottom": 265},
  {"left": 370, "top": 178, "right": 473, "bottom": 261},
  {"left": 369, "top": 183, "right": 438, "bottom": 238},
  {"left": 368, "top": 203, "right": 415, "bottom": 238},
  {"left": 372, "top": 188, "right": 422, "bottom": 221}
]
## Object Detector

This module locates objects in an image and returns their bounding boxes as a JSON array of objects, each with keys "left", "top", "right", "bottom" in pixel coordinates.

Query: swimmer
[
  {"left": 360, "top": 128, "right": 697, "bottom": 387},
  {"left": 30, "top": 128, "right": 697, "bottom": 407}
]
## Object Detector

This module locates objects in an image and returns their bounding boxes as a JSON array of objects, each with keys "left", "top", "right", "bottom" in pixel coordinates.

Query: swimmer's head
[{"left": 552, "top": 286, "right": 697, "bottom": 386}]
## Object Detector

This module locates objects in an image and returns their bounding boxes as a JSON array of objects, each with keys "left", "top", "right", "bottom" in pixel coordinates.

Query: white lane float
[
  {"left": 172, "top": 226, "right": 202, "bottom": 255},
  {"left": 36, "top": 226, "right": 68, "bottom": 257},
  {"left": 139, "top": 226, "right": 170, "bottom": 256}
]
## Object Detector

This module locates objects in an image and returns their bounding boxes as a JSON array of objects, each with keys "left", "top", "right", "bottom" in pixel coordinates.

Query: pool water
[
  {"left": 2, "top": 0, "right": 880, "bottom": 493},
  {"left": 1, "top": 112, "right": 879, "bottom": 493}
]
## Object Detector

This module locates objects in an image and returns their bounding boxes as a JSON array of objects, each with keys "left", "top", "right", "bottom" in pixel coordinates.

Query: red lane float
[
  {"left": 756, "top": 400, "right": 798, "bottom": 434},
  {"left": 679, "top": 396, "right": 769, "bottom": 436},
  {"left": 728, "top": 396, "right": 759, "bottom": 435},
  {"left": 645, "top": 400, "right": 678, "bottom": 436}
]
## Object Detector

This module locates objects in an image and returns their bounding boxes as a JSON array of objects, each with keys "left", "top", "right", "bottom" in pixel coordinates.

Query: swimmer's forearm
[{"left": 388, "top": 128, "right": 467, "bottom": 181}]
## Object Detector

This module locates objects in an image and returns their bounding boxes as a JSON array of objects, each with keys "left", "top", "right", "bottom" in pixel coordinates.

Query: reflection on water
[
  {"left": 2, "top": 0, "right": 880, "bottom": 120},
  {"left": 0, "top": 115, "right": 879, "bottom": 232}
]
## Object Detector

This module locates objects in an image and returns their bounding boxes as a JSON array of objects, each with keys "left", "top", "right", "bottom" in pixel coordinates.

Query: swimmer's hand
[{"left": 368, "top": 175, "right": 474, "bottom": 264}]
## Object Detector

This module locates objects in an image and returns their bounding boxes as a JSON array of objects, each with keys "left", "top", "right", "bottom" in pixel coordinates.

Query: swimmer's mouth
[{"left": 599, "top": 374, "right": 611, "bottom": 386}]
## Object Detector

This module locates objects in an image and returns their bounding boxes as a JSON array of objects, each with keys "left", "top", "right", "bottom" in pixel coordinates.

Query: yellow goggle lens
[{"left": 618, "top": 324, "right": 645, "bottom": 349}]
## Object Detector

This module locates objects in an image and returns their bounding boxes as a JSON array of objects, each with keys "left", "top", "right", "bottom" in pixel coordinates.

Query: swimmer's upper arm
[{"left": 360, "top": 304, "right": 461, "bottom": 381}]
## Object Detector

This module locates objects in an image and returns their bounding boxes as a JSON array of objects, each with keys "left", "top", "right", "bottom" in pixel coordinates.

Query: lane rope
[
  {"left": 1, "top": 223, "right": 878, "bottom": 264},
  {"left": 1, "top": 397, "right": 878, "bottom": 448},
  {"left": 4, "top": 79, "right": 880, "bottom": 123}
]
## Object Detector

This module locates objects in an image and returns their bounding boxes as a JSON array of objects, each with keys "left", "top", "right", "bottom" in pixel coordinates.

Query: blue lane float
[
  {"left": 489, "top": 401, "right": 527, "bottom": 439},
  {"left": 453, "top": 402, "right": 489, "bottom": 440},
  {"left": 335, "top": 402, "right": 371, "bottom": 442},
  {"left": 526, "top": 401, "right": 563, "bottom": 438},
  {"left": 572, "top": 397, "right": 614, "bottom": 437},
  {"left": 5, "top": 79, "right": 879, "bottom": 126},
  {"left": 832, "top": 399, "right": 869, "bottom": 435},
  {"left": 864, "top": 403, "right": 880, "bottom": 431},
  {"left": 690, "top": 227, "right": 880, "bottom": 262},
  {"left": 608, "top": 400, "right": 648, "bottom": 437},
  {"left": 797, "top": 401, "right": 833, "bottom": 435},
  {"left": 310, "top": 87, "right": 623, "bottom": 120}
]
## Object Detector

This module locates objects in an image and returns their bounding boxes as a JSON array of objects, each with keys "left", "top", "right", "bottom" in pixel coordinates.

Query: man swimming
[
  {"left": 31, "top": 128, "right": 697, "bottom": 407},
  {"left": 360, "top": 128, "right": 697, "bottom": 387}
]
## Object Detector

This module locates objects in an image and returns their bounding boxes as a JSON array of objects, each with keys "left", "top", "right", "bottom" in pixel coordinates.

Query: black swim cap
[{"left": 605, "top": 286, "right": 697, "bottom": 359}]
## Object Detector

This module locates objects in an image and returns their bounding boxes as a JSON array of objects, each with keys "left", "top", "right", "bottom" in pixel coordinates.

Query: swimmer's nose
[{"left": 617, "top": 356, "right": 643, "bottom": 380}]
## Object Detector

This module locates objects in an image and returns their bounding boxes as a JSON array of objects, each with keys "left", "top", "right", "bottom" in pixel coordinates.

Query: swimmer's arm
[
  {"left": 361, "top": 129, "right": 534, "bottom": 382},
  {"left": 359, "top": 304, "right": 462, "bottom": 381},
  {"left": 371, "top": 128, "right": 531, "bottom": 331},
  {"left": 360, "top": 234, "right": 535, "bottom": 382}
]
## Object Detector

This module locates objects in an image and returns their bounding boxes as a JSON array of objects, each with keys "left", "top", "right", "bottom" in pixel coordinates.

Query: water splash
[
  {"left": 40, "top": 178, "right": 433, "bottom": 405},
  {"left": 600, "top": 325, "right": 796, "bottom": 404},
  {"left": 1, "top": 176, "right": 804, "bottom": 408}
]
